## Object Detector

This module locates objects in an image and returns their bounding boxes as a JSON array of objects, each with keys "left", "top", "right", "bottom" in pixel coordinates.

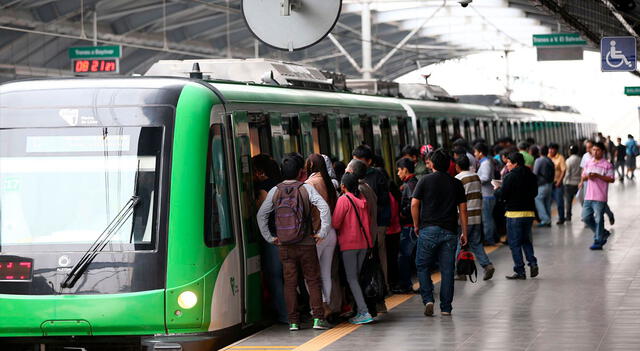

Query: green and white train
[{"left": 0, "top": 59, "right": 595, "bottom": 350}]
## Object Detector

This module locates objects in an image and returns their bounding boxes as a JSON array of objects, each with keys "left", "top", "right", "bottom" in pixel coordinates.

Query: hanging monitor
[{"left": 242, "top": 0, "right": 342, "bottom": 51}]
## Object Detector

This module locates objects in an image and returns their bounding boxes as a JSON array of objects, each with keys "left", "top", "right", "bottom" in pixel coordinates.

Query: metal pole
[
  {"left": 361, "top": 1, "right": 372, "bottom": 79},
  {"left": 93, "top": 10, "right": 97, "bottom": 46},
  {"left": 328, "top": 34, "right": 361, "bottom": 72},
  {"left": 254, "top": 39, "right": 259, "bottom": 58}
]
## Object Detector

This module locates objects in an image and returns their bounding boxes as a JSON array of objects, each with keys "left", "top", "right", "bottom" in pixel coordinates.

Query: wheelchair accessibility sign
[{"left": 601, "top": 36, "right": 636, "bottom": 71}]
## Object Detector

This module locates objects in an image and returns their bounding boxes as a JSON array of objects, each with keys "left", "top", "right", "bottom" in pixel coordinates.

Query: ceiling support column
[{"left": 361, "top": 1, "right": 372, "bottom": 79}]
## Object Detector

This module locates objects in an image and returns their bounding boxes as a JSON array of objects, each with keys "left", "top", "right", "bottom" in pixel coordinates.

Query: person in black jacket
[
  {"left": 494, "top": 152, "right": 540, "bottom": 280},
  {"left": 395, "top": 157, "right": 419, "bottom": 293}
]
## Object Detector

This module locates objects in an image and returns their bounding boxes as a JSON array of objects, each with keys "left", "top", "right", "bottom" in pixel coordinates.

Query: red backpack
[{"left": 272, "top": 181, "right": 310, "bottom": 245}]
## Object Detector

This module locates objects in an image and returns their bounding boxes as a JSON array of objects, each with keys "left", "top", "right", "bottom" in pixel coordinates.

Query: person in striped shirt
[{"left": 454, "top": 155, "right": 495, "bottom": 281}]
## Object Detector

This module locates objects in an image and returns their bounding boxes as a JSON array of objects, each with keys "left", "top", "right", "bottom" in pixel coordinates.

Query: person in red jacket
[{"left": 332, "top": 173, "right": 374, "bottom": 325}]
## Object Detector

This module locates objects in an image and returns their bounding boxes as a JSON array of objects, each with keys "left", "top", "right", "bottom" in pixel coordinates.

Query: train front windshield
[{"left": 0, "top": 126, "right": 161, "bottom": 251}]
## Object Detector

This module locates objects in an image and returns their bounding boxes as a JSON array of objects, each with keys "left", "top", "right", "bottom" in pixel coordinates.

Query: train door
[
  {"left": 299, "top": 112, "right": 314, "bottom": 156},
  {"left": 349, "top": 114, "right": 364, "bottom": 147},
  {"left": 397, "top": 117, "right": 408, "bottom": 147},
  {"left": 248, "top": 113, "right": 273, "bottom": 157},
  {"left": 269, "top": 113, "right": 285, "bottom": 163},
  {"left": 372, "top": 115, "right": 383, "bottom": 157},
  {"left": 206, "top": 122, "right": 241, "bottom": 331},
  {"left": 228, "top": 111, "right": 262, "bottom": 326},
  {"left": 360, "top": 115, "right": 375, "bottom": 149},
  {"left": 282, "top": 115, "right": 302, "bottom": 155},
  {"left": 312, "top": 114, "right": 331, "bottom": 156},
  {"left": 436, "top": 119, "right": 448, "bottom": 149},
  {"left": 380, "top": 117, "right": 394, "bottom": 178},
  {"left": 389, "top": 116, "right": 401, "bottom": 158},
  {"left": 452, "top": 119, "right": 461, "bottom": 140},
  {"left": 327, "top": 114, "right": 344, "bottom": 162},
  {"left": 340, "top": 116, "right": 355, "bottom": 163},
  {"left": 463, "top": 120, "right": 473, "bottom": 140},
  {"left": 427, "top": 118, "right": 437, "bottom": 147}
]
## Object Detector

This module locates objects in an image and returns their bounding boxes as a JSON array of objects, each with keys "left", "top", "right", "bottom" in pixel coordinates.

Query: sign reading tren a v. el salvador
[
  {"left": 533, "top": 33, "right": 586, "bottom": 47},
  {"left": 68, "top": 45, "right": 122, "bottom": 59},
  {"left": 625, "top": 87, "right": 640, "bottom": 96}
]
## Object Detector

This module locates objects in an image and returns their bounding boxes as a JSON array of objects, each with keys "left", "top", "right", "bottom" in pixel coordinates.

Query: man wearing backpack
[
  {"left": 257, "top": 153, "right": 332, "bottom": 331},
  {"left": 626, "top": 134, "right": 639, "bottom": 180},
  {"left": 533, "top": 145, "right": 555, "bottom": 228}
]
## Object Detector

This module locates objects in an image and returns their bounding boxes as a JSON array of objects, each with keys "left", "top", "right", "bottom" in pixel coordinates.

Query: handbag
[{"left": 456, "top": 245, "right": 478, "bottom": 283}]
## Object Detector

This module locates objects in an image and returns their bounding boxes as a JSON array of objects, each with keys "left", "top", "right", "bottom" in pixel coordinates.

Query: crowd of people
[{"left": 252, "top": 133, "right": 640, "bottom": 330}]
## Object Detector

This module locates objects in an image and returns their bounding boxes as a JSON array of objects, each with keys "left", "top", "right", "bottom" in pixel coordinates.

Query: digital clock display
[
  {"left": 72, "top": 59, "right": 119, "bottom": 74},
  {"left": 0, "top": 257, "right": 33, "bottom": 282}
]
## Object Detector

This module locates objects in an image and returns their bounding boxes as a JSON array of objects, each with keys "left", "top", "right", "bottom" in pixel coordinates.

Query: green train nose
[{"left": 40, "top": 319, "right": 92, "bottom": 336}]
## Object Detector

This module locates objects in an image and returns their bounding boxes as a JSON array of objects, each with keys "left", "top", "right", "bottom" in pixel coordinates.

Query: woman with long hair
[
  {"left": 305, "top": 153, "right": 338, "bottom": 317},
  {"left": 332, "top": 173, "right": 373, "bottom": 324}
]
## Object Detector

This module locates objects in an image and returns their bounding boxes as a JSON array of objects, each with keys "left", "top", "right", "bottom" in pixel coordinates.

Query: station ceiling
[{"left": 0, "top": 0, "right": 635, "bottom": 82}]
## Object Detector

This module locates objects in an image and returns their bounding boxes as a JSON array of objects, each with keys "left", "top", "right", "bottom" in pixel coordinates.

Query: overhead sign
[
  {"left": 68, "top": 45, "right": 121, "bottom": 59},
  {"left": 625, "top": 87, "right": 640, "bottom": 95},
  {"left": 72, "top": 59, "right": 119, "bottom": 74},
  {"left": 601, "top": 37, "right": 637, "bottom": 72},
  {"left": 532, "top": 33, "right": 586, "bottom": 47},
  {"left": 537, "top": 47, "right": 583, "bottom": 61}
]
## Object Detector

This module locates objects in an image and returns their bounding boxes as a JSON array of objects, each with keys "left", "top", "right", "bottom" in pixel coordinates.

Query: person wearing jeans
[
  {"left": 474, "top": 143, "right": 497, "bottom": 245},
  {"left": 415, "top": 226, "right": 458, "bottom": 313},
  {"left": 533, "top": 146, "right": 555, "bottom": 227},
  {"left": 495, "top": 152, "right": 539, "bottom": 280},
  {"left": 395, "top": 158, "right": 419, "bottom": 293},
  {"left": 506, "top": 217, "right": 538, "bottom": 276},
  {"left": 257, "top": 154, "right": 332, "bottom": 331},
  {"left": 581, "top": 142, "right": 615, "bottom": 250},
  {"left": 454, "top": 155, "right": 494, "bottom": 281},
  {"left": 563, "top": 145, "right": 582, "bottom": 221},
  {"left": 548, "top": 143, "right": 566, "bottom": 225},
  {"left": 411, "top": 149, "right": 468, "bottom": 316}
]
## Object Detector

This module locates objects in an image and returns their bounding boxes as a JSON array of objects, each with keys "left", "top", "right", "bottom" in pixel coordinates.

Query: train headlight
[{"left": 177, "top": 291, "right": 198, "bottom": 309}]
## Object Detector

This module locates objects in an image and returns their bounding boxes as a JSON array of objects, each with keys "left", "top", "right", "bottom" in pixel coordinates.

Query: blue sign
[{"left": 601, "top": 36, "right": 637, "bottom": 71}]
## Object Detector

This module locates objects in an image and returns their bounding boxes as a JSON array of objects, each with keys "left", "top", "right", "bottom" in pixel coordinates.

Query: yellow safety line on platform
[{"left": 291, "top": 243, "right": 503, "bottom": 351}]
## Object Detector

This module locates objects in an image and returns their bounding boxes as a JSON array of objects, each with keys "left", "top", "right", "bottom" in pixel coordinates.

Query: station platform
[{"left": 222, "top": 181, "right": 640, "bottom": 351}]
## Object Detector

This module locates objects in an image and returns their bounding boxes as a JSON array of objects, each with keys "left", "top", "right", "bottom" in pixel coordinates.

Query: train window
[
  {"left": 340, "top": 117, "right": 354, "bottom": 162},
  {"left": 451, "top": 119, "right": 459, "bottom": 140},
  {"left": 463, "top": 120, "right": 472, "bottom": 140},
  {"left": 398, "top": 117, "right": 408, "bottom": 146},
  {"left": 312, "top": 114, "right": 330, "bottom": 155},
  {"left": 360, "top": 115, "right": 374, "bottom": 148},
  {"left": 380, "top": 118, "right": 394, "bottom": 178},
  {"left": 282, "top": 115, "right": 301, "bottom": 154},
  {"left": 440, "top": 120, "right": 450, "bottom": 149},
  {"left": 428, "top": 118, "right": 437, "bottom": 146},
  {"left": 416, "top": 119, "right": 423, "bottom": 145},
  {"left": 249, "top": 114, "right": 272, "bottom": 156},
  {"left": 205, "top": 124, "right": 234, "bottom": 247}
]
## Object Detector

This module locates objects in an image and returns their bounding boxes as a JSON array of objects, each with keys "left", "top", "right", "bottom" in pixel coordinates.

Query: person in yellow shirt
[{"left": 548, "top": 143, "right": 567, "bottom": 225}]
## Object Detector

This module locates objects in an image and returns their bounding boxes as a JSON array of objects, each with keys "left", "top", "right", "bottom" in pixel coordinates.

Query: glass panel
[
  {"left": 205, "top": 125, "right": 233, "bottom": 247},
  {"left": 0, "top": 127, "right": 161, "bottom": 249}
]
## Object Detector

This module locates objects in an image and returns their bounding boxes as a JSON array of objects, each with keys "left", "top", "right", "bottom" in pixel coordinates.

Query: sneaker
[
  {"left": 483, "top": 264, "right": 495, "bottom": 281},
  {"left": 566, "top": 216, "right": 572, "bottom": 222},
  {"left": 376, "top": 302, "right": 388, "bottom": 313},
  {"left": 556, "top": 220, "right": 565, "bottom": 225},
  {"left": 530, "top": 265, "right": 539, "bottom": 278},
  {"left": 590, "top": 243, "right": 603, "bottom": 250},
  {"left": 505, "top": 273, "right": 526, "bottom": 280},
  {"left": 609, "top": 215, "right": 615, "bottom": 226},
  {"left": 289, "top": 323, "right": 299, "bottom": 331},
  {"left": 313, "top": 318, "right": 330, "bottom": 330},
  {"left": 455, "top": 274, "right": 467, "bottom": 281},
  {"left": 349, "top": 312, "right": 373, "bottom": 325},
  {"left": 536, "top": 223, "right": 551, "bottom": 228},
  {"left": 424, "top": 302, "right": 434, "bottom": 317},
  {"left": 441, "top": 311, "right": 452, "bottom": 316}
]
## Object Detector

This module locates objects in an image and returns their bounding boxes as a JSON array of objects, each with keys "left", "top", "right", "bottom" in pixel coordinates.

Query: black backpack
[{"left": 456, "top": 247, "right": 478, "bottom": 283}]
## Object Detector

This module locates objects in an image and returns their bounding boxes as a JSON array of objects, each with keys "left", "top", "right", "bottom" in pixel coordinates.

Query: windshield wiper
[{"left": 61, "top": 195, "right": 140, "bottom": 289}]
